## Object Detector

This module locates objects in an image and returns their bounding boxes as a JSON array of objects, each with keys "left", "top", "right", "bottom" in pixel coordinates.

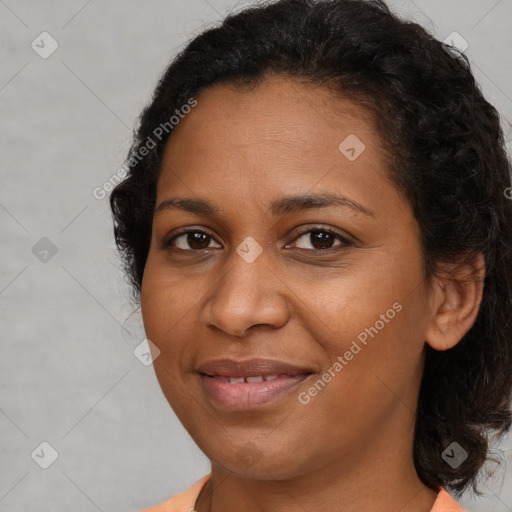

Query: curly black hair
[{"left": 110, "top": 0, "right": 512, "bottom": 498}]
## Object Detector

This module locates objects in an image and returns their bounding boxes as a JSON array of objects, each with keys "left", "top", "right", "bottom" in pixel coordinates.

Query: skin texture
[{"left": 140, "top": 74, "right": 484, "bottom": 512}]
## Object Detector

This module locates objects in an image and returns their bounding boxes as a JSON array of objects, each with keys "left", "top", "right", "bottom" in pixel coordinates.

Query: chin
[{"left": 210, "top": 445, "right": 312, "bottom": 481}]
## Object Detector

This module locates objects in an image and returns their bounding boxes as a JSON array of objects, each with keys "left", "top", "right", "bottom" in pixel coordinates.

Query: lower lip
[{"left": 200, "top": 374, "right": 311, "bottom": 410}]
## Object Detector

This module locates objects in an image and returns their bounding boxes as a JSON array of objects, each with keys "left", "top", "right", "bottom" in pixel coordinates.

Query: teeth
[
  {"left": 226, "top": 375, "right": 281, "bottom": 383},
  {"left": 245, "top": 376, "right": 263, "bottom": 383}
]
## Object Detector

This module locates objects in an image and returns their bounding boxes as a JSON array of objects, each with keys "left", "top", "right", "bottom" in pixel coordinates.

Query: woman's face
[{"left": 141, "top": 74, "right": 434, "bottom": 479}]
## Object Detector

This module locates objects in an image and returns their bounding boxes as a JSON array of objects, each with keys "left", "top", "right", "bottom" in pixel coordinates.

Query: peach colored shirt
[{"left": 140, "top": 473, "right": 466, "bottom": 511}]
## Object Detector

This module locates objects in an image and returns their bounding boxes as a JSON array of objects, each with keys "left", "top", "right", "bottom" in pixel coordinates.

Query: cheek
[
  {"left": 302, "top": 309, "right": 424, "bottom": 451},
  {"left": 318, "top": 294, "right": 426, "bottom": 423},
  {"left": 295, "top": 265, "right": 404, "bottom": 353},
  {"left": 141, "top": 254, "right": 191, "bottom": 338},
  {"left": 301, "top": 255, "right": 427, "bottom": 392},
  {"left": 141, "top": 265, "right": 192, "bottom": 411},
  {"left": 140, "top": 256, "right": 211, "bottom": 396}
]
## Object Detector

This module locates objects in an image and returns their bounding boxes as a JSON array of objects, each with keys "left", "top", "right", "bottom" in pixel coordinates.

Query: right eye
[{"left": 162, "top": 229, "right": 222, "bottom": 251}]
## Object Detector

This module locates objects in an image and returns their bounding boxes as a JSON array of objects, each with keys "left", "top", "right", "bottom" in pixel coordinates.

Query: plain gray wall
[{"left": 1, "top": 1, "right": 511, "bottom": 511}]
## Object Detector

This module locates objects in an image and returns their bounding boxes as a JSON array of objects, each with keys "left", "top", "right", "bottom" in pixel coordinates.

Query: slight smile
[{"left": 197, "top": 358, "right": 314, "bottom": 410}]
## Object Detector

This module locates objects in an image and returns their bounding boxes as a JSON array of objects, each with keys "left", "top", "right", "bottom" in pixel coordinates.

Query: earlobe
[{"left": 424, "top": 252, "right": 485, "bottom": 351}]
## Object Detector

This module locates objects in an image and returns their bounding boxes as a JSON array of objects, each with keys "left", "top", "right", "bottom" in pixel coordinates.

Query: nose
[{"left": 199, "top": 244, "right": 290, "bottom": 338}]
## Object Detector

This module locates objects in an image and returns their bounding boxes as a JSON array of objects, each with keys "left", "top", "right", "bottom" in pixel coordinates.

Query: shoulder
[
  {"left": 431, "top": 487, "right": 466, "bottom": 512},
  {"left": 140, "top": 474, "right": 211, "bottom": 512},
  {"left": 140, "top": 478, "right": 464, "bottom": 512}
]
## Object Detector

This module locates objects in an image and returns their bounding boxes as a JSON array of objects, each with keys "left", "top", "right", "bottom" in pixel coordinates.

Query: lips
[
  {"left": 196, "top": 357, "right": 312, "bottom": 378},
  {"left": 197, "top": 358, "right": 314, "bottom": 410}
]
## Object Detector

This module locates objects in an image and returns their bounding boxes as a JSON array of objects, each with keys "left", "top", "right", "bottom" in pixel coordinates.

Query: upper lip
[{"left": 197, "top": 358, "right": 313, "bottom": 378}]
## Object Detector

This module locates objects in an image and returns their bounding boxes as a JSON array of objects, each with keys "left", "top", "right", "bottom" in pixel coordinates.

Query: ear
[{"left": 424, "top": 251, "right": 485, "bottom": 351}]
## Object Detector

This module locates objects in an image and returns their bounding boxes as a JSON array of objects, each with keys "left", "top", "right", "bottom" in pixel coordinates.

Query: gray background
[{"left": 1, "top": 0, "right": 511, "bottom": 511}]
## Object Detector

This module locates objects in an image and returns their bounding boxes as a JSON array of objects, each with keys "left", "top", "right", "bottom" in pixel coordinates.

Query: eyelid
[
  {"left": 162, "top": 224, "right": 356, "bottom": 253},
  {"left": 161, "top": 227, "right": 218, "bottom": 250},
  {"left": 286, "top": 224, "right": 356, "bottom": 247}
]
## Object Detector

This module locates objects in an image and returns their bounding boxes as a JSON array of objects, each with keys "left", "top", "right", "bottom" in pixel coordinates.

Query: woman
[{"left": 110, "top": 0, "right": 512, "bottom": 510}]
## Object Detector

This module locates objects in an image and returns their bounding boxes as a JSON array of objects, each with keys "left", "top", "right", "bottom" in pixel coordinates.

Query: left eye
[{"left": 288, "top": 228, "right": 353, "bottom": 251}]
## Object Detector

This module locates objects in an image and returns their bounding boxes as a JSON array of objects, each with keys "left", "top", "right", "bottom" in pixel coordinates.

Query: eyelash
[{"left": 161, "top": 226, "right": 355, "bottom": 254}]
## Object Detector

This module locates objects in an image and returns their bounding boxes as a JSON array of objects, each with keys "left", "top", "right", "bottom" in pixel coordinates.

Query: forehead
[
  {"left": 164, "top": 74, "right": 381, "bottom": 156},
  {"left": 156, "top": 74, "right": 398, "bottom": 217}
]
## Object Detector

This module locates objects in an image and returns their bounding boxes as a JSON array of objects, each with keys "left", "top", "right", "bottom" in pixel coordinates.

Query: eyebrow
[{"left": 154, "top": 192, "right": 375, "bottom": 218}]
